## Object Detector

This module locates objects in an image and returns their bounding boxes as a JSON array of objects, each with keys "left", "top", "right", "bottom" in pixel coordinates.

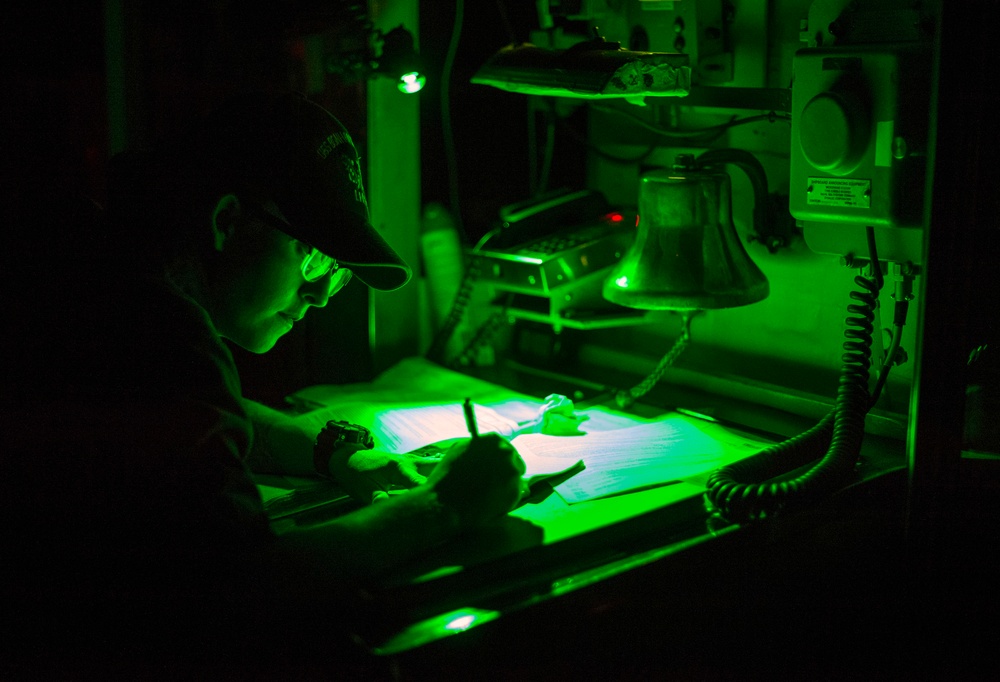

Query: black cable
[
  {"left": 552, "top": 107, "right": 659, "bottom": 164},
  {"left": 591, "top": 105, "right": 791, "bottom": 140},
  {"left": 494, "top": 0, "right": 518, "bottom": 44},
  {"left": 866, "top": 226, "right": 885, "bottom": 292},
  {"left": 425, "top": 226, "right": 504, "bottom": 365},
  {"left": 448, "top": 292, "right": 514, "bottom": 368},
  {"left": 426, "top": 254, "right": 481, "bottom": 364},
  {"left": 528, "top": 100, "right": 538, "bottom": 192},
  {"left": 705, "top": 227, "right": 886, "bottom": 523},
  {"left": 430, "top": 0, "right": 520, "bottom": 364},
  {"left": 441, "top": 0, "right": 466, "bottom": 237},
  {"left": 588, "top": 142, "right": 659, "bottom": 164},
  {"left": 426, "top": 0, "right": 472, "bottom": 366},
  {"left": 536, "top": 105, "right": 556, "bottom": 196},
  {"left": 870, "top": 321, "right": 903, "bottom": 407},
  {"left": 557, "top": 104, "right": 783, "bottom": 165}
]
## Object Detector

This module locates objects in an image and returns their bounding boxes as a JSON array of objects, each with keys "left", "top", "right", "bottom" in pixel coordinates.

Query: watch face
[{"left": 320, "top": 420, "right": 374, "bottom": 449}]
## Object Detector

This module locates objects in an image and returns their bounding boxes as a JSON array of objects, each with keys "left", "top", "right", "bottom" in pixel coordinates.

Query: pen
[{"left": 463, "top": 397, "right": 479, "bottom": 438}]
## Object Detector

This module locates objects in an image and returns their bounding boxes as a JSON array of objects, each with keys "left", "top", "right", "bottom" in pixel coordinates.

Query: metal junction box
[{"left": 789, "top": 43, "right": 932, "bottom": 264}]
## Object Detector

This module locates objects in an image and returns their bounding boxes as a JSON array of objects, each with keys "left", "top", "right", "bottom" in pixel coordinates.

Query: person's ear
[{"left": 211, "top": 194, "right": 242, "bottom": 252}]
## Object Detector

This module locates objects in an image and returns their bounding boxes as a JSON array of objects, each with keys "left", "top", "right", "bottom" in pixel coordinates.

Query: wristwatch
[{"left": 313, "top": 419, "right": 375, "bottom": 477}]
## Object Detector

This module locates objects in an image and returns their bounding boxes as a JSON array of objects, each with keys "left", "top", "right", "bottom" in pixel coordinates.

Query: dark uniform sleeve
[{"left": 1, "top": 274, "right": 278, "bottom": 662}]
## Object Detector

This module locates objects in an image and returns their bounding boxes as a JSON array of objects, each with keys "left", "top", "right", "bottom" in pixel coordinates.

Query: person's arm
[
  {"left": 275, "top": 484, "right": 459, "bottom": 583},
  {"left": 242, "top": 398, "right": 316, "bottom": 475},
  {"left": 243, "top": 394, "right": 590, "bottom": 502},
  {"left": 242, "top": 398, "right": 436, "bottom": 501},
  {"left": 272, "top": 433, "right": 527, "bottom": 589}
]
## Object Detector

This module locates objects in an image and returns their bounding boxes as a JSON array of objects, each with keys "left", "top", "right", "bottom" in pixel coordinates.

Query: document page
[
  {"left": 297, "top": 402, "right": 517, "bottom": 457},
  {"left": 514, "top": 413, "right": 772, "bottom": 503},
  {"left": 279, "top": 358, "right": 771, "bottom": 506},
  {"left": 296, "top": 401, "right": 581, "bottom": 480}
]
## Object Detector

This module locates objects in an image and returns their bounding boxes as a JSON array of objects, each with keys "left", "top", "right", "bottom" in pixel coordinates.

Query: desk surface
[
  {"left": 269, "top": 358, "right": 909, "bottom": 660},
  {"left": 360, "top": 481, "right": 722, "bottom": 655}
]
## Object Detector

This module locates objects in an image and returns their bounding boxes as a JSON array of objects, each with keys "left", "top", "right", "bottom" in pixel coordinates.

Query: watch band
[{"left": 313, "top": 420, "right": 375, "bottom": 477}]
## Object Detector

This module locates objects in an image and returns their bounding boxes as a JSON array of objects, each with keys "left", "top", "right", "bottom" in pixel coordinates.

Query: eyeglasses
[{"left": 247, "top": 204, "right": 353, "bottom": 291}]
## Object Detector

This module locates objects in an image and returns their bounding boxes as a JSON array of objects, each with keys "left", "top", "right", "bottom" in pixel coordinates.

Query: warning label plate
[{"left": 806, "top": 178, "right": 871, "bottom": 209}]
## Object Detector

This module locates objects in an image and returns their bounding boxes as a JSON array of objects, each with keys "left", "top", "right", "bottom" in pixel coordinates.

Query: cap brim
[
  {"left": 321, "top": 214, "right": 413, "bottom": 291},
  {"left": 246, "top": 93, "right": 413, "bottom": 292},
  {"left": 274, "top": 160, "right": 413, "bottom": 292}
]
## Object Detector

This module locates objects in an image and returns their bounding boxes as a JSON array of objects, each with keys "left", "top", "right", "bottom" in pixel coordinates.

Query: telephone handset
[
  {"left": 476, "top": 188, "right": 636, "bottom": 296},
  {"left": 425, "top": 188, "right": 636, "bottom": 364},
  {"left": 490, "top": 188, "right": 612, "bottom": 250}
]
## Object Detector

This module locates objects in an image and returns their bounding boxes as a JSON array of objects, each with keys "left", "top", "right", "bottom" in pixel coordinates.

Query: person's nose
[{"left": 301, "top": 273, "right": 335, "bottom": 308}]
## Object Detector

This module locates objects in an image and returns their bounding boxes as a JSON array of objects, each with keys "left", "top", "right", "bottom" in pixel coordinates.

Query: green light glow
[
  {"left": 397, "top": 71, "right": 425, "bottom": 94},
  {"left": 444, "top": 614, "right": 477, "bottom": 631},
  {"left": 372, "top": 607, "right": 500, "bottom": 655},
  {"left": 615, "top": 275, "right": 629, "bottom": 288}
]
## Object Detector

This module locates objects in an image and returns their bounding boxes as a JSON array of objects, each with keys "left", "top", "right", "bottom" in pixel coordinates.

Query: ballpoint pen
[{"left": 463, "top": 397, "right": 479, "bottom": 438}]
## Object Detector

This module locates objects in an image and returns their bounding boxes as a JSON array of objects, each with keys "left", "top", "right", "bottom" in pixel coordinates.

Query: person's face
[{"left": 204, "top": 197, "right": 349, "bottom": 353}]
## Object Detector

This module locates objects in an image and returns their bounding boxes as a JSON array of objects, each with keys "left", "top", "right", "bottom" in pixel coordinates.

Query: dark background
[
  {"left": 0, "top": 1, "right": 578, "bottom": 404},
  {"left": 7, "top": 5, "right": 1000, "bottom": 676}
]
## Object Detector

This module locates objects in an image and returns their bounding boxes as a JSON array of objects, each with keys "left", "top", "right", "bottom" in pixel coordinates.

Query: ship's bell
[{"left": 603, "top": 165, "right": 769, "bottom": 310}]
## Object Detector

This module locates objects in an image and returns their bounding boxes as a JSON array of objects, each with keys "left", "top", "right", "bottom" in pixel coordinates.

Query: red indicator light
[{"left": 636, "top": 215, "right": 640, "bottom": 228}]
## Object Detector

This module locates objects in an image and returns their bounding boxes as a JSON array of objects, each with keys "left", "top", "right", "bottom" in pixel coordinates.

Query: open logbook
[{"left": 256, "top": 358, "right": 771, "bottom": 517}]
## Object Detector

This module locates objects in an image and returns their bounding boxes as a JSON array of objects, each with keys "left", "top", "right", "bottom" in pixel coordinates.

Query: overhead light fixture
[
  {"left": 375, "top": 25, "right": 425, "bottom": 94},
  {"left": 397, "top": 71, "right": 426, "bottom": 94},
  {"left": 323, "top": 23, "right": 424, "bottom": 94},
  {"left": 471, "top": 35, "right": 691, "bottom": 104}
]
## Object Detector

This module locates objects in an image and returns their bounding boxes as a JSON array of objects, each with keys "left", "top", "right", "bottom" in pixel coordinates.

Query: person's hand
[
  {"left": 327, "top": 448, "right": 444, "bottom": 505},
  {"left": 516, "top": 394, "right": 591, "bottom": 437},
  {"left": 424, "top": 433, "right": 528, "bottom": 529}
]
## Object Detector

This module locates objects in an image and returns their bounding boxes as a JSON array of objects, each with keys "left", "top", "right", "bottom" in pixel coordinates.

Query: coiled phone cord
[
  {"left": 705, "top": 228, "right": 886, "bottom": 524},
  {"left": 427, "top": 228, "right": 502, "bottom": 365},
  {"left": 447, "top": 296, "right": 513, "bottom": 369},
  {"left": 426, "top": 255, "right": 480, "bottom": 364}
]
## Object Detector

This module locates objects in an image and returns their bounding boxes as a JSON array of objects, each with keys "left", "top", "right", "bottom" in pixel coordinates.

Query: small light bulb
[
  {"left": 444, "top": 614, "right": 476, "bottom": 631},
  {"left": 398, "top": 71, "right": 426, "bottom": 94}
]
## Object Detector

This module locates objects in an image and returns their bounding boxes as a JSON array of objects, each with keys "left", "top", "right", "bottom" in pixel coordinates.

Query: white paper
[
  {"left": 297, "top": 402, "right": 520, "bottom": 455},
  {"left": 282, "top": 358, "right": 770, "bottom": 505},
  {"left": 514, "top": 415, "right": 770, "bottom": 503}
]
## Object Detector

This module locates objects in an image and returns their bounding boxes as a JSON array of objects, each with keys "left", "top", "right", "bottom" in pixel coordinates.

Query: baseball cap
[{"left": 182, "top": 92, "right": 412, "bottom": 291}]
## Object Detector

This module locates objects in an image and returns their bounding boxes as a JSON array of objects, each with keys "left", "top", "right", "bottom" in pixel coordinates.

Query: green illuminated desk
[
  {"left": 358, "top": 481, "right": 724, "bottom": 655},
  {"left": 261, "top": 358, "right": 909, "bottom": 676}
]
